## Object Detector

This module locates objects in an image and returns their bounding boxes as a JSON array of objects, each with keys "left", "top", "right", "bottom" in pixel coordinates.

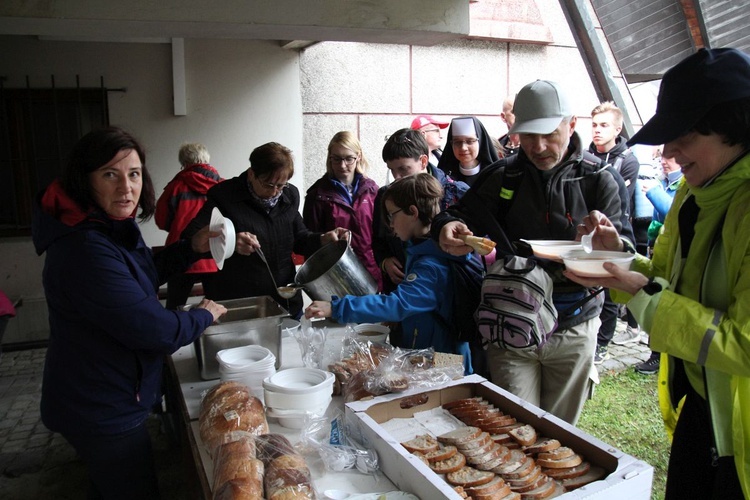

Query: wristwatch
[{"left": 641, "top": 277, "right": 663, "bottom": 296}]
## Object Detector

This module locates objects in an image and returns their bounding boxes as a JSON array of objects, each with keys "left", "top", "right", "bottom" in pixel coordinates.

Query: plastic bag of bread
[
  {"left": 199, "top": 381, "right": 269, "bottom": 456},
  {"left": 212, "top": 432, "right": 264, "bottom": 500},
  {"left": 256, "top": 434, "right": 315, "bottom": 499},
  {"left": 329, "top": 340, "right": 393, "bottom": 397}
]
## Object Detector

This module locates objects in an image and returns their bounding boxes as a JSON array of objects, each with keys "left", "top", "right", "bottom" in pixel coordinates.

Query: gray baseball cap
[{"left": 509, "top": 80, "right": 574, "bottom": 135}]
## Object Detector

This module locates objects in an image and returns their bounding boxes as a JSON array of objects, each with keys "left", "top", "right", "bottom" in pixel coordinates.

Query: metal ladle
[{"left": 256, "top": 247, "right": 302, "bottom": 300}]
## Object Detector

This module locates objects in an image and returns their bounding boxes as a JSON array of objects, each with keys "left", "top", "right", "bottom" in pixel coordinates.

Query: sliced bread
[
  {"left": 536, "top": 453, "right": 583, "bottom": 469},
  {"left": 537, "top": 446, "right": 574, "bottom": 462},
  {"left": 401, "top": 434, "right": 439, "bottom": 454},
  {"left": 542, "top": 460, "right": 590, "bottom": 480},
  {"left": 560, "top": 465, "right": 607, "bottom": 491},
  {"left": 423, "top": 445, "right": 457, "bottom": 463},
  {"left": 508, "top": 424, "right": 537, "bottom": 447},
  {"left": 430, "top": 452, "right": 467, "bottom": 474},
  {"left": 446, "top": 466, "right": 495, "bottom": 487},
  {"left": 522, "top": 438, "right": 560, "bottom": 455},
  {"left": 438, "top": 426, "right": 483, "bottom": 446}
]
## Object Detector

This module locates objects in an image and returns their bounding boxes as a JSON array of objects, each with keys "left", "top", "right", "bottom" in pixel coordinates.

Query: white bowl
[
  {"left": 353, "top": 323, "right": 390, "bottom": 343},
  {"left": 216, "top": 345, "right": 275, "bottom": 372},
  {"left": 521, "top": 239, "right": 582, "bottom": 262},
  {"left": 266, "top": 398, "right": 332, "bottom": 429},
  {"left": 263, "top": 386, "right": 333, "bottom": 410},
  {"left": 562, "top": 250, "right": 635, "bottom": 278},
  {"left": 209, "top": 207, "right": 236, "bottom": 270},
  {"left": 263, "top": 368, "right": 335, "bottom": 394}
]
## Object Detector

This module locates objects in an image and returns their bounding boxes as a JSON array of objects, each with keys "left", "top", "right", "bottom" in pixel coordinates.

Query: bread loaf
[
  {"left": 199, "top": 382, "right": 269, "bottom": 456},
  {"left": 211, "top": 433, "right": 264, "bottom": 500},
  {"left": 256, "top": 436, "right": 315, "bottom": 499}
]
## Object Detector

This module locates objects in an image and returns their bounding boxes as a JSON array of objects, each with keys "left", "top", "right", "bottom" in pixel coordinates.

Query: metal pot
[{"left": 295, "top": 238, "right": 377, "bottom": 301}]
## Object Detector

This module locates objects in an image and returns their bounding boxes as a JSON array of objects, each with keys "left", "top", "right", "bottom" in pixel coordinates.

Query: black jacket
[
  {"left": 432, "top": 133, "right": 634, "bottom": 327},
  {"left": 182, "top": 173, "right": 323, "bottom": 316}
]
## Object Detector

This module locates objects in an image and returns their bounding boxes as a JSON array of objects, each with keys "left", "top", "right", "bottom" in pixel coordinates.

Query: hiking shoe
[
  {"left": 612, "top": 325, "right": 641, "bottom": 345},
  {"left": 635, "top": 356, "right": 660, "bottom": 374},
  {"left": 594, "top": 345, "right": 610, "bottom": 365}
]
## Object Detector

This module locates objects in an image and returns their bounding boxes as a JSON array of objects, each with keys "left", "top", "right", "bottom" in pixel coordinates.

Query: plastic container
[{"left": 562, "top": 250, "right": 636, "bottom": 277}]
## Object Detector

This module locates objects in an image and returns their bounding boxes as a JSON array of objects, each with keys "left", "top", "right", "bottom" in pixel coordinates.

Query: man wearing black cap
[
  {"left": 433, "top": 79, "right": 633, "bottom": 426},
  {"left": 565, "top": 48, "right": 750, "bottom": 498}
]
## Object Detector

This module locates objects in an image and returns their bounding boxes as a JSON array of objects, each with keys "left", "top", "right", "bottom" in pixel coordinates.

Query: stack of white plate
[
  {"left": 263, "top": 367, "right": 335, "bottom": 429},
  {"left": 216, "top": 345, "right": 276, "bottom": 402}
]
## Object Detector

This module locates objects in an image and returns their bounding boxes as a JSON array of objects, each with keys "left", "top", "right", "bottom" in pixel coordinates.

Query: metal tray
[{"left": 192, "top": 296, "right": 289, "bottom": 380}]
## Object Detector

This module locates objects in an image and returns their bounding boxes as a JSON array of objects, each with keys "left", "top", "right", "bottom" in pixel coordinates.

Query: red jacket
[
  {"left": 303, "top": 174, "right": 381, "bottom": 289},
  {"left": 155, "top": 163, "right": 222, "bottom": 274}
]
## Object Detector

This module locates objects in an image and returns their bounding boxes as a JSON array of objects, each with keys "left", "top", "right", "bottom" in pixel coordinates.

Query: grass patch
[{"left": 578, "top": 369, "right": 670, "bottom": 500}]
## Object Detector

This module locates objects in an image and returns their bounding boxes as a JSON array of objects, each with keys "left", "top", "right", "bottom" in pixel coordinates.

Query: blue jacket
[
  {"left": 332, "top": 239, "right": 470, "bottom": 357},
  {"left": 32, "top": 182, "right": 214, "bottom": 436}
]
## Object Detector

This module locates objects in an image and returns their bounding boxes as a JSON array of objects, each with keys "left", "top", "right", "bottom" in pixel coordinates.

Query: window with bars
[{"left": 0, "top": 84, "right": 109, "bottom": 237}]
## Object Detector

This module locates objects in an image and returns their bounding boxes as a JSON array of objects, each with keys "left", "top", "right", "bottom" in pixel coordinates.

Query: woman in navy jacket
[{"left": 32, "top": 127, "right": 226, "bottom": 499}]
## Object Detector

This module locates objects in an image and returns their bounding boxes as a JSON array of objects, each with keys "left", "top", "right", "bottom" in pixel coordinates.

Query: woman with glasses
[
  {"left": 183, "top": 142, "right": 346, "bottom": 318},
  {"left": 437, "top": 116, "right": 500, "bottom": 186},
  {"left": 303, "top": 131, "right": 381, "bottom": 289}
]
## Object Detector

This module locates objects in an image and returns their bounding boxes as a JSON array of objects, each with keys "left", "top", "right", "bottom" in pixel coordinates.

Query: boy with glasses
[{"left": 306, "top": 173, "right": 474, "bottom": 375}]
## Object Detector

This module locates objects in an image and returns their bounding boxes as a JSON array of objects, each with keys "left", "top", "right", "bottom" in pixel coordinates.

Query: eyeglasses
[
  {"left": 329, "top": 155, "right": 358, "bottom": 166},
  {"left": 259, "top": 180, "right": 288, "bottom": 191},
  {"left": 420, "top": 128, "right": 441, "bottom": 135},
  {"left": 451, "top": 138, "right": 479, "bottom": 147},
  {"left": 386, "top": 208, "right": 403, "bottom": 224}
]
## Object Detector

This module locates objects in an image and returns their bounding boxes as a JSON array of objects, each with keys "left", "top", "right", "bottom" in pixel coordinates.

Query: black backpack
[{"left": 431, "top": 254, "right": 485, "bottom": 343}]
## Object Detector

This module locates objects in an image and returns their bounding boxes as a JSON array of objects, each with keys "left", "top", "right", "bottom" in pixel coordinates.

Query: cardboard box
[{"left": 346, "top": 375, "right": 653, "bottom": 499}]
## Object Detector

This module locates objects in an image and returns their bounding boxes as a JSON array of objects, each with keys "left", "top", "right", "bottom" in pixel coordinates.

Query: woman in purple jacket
[
  {"left": 32, "top": 127, "right": 226, "bottom": 499},
  {"left": 303, "top": 131, "right": 381, "bottom": 289}
]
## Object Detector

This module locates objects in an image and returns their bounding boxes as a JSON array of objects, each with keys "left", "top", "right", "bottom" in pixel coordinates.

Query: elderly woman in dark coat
[{"left": 183, "top": 142, "right": 346, "bottom": 318}]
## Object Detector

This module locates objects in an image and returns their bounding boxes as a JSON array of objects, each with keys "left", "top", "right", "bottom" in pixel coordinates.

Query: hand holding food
[{"left": 459, "top": 234, "right": 497, "bottom": 256}]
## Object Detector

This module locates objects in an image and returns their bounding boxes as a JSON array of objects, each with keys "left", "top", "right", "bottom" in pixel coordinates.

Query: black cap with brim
[{"left": 628, "top": 48, "right": 750, "bottom": 147}]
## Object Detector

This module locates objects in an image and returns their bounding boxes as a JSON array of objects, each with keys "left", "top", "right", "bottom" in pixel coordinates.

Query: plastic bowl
[
  {"left": 562, "top": 250, "right": 635, "bottom": 278},
  {"left": 262, "top": 367, "right": 335, "bottom": 394},
  {"left": 216, "top": 345, "right": 275, "bottom": 372},
  {"left": 265, "top": 398, "right": 332, "bottom": 429},
  {"left": 521, "top": 239, "right": 582, "bottom": 262},
  {"left": 353, "top": 323, "right": 390, "bottom": 343},
  {"left": 263, "top": 386, "right": 333, "bottom": 411}
]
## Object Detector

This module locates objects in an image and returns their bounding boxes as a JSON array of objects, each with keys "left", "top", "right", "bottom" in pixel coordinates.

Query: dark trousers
[
  {"left": 596, "top": 289, "right": 618, "bottom": 346},
  {"left": 666, "top": 384, "right": 743, "bottom": 499},
  {"left": 64, "top": 422, "right": 161, "bottom": 500}
]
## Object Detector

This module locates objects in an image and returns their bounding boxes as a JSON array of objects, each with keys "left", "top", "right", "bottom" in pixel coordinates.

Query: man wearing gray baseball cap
[
  {"left": 433, "top": 79, "right": 633, "bottom": 425},
  {"left": 566, "top": 47, "right": 750, "bottom": 499}
]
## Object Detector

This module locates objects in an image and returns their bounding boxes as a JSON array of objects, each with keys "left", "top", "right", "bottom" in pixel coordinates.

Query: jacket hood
[
  {"left": 587, "top": 135, "right": 629, "bottom": 161},
  {"left": 32, "top": 180, "right": 120, "bottom": 256},
  {"left": 175, "top": 164, "right": 222, "bottom": 194}
]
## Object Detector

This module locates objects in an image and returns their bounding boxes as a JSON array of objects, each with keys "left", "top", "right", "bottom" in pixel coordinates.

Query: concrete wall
[{"left": 299, "top": 0, "right": 600, "bottom": 189}]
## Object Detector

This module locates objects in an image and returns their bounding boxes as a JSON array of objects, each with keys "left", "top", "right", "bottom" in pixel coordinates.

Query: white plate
[
  {"left": 562, "top": 249, "right": 635, "bottom": 277},
  {"left": 209, "top": 207, "right": 235, "bottom": 270},
  {"left": 521, "top": 239, "right": 582, "bottom": 262}
]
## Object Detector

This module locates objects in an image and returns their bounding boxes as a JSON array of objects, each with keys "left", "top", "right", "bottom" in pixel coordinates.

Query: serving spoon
[{"left": 581, "top": 228, "right": 595, "bottom": 253}]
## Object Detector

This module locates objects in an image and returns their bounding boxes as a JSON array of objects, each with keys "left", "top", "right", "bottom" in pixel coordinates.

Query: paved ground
[
  {"left": 0, "top": 319, "right": 651, "bottom": 499},
  {"left": 0, "top": 348, "right": 189, "bottom": 500}
]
